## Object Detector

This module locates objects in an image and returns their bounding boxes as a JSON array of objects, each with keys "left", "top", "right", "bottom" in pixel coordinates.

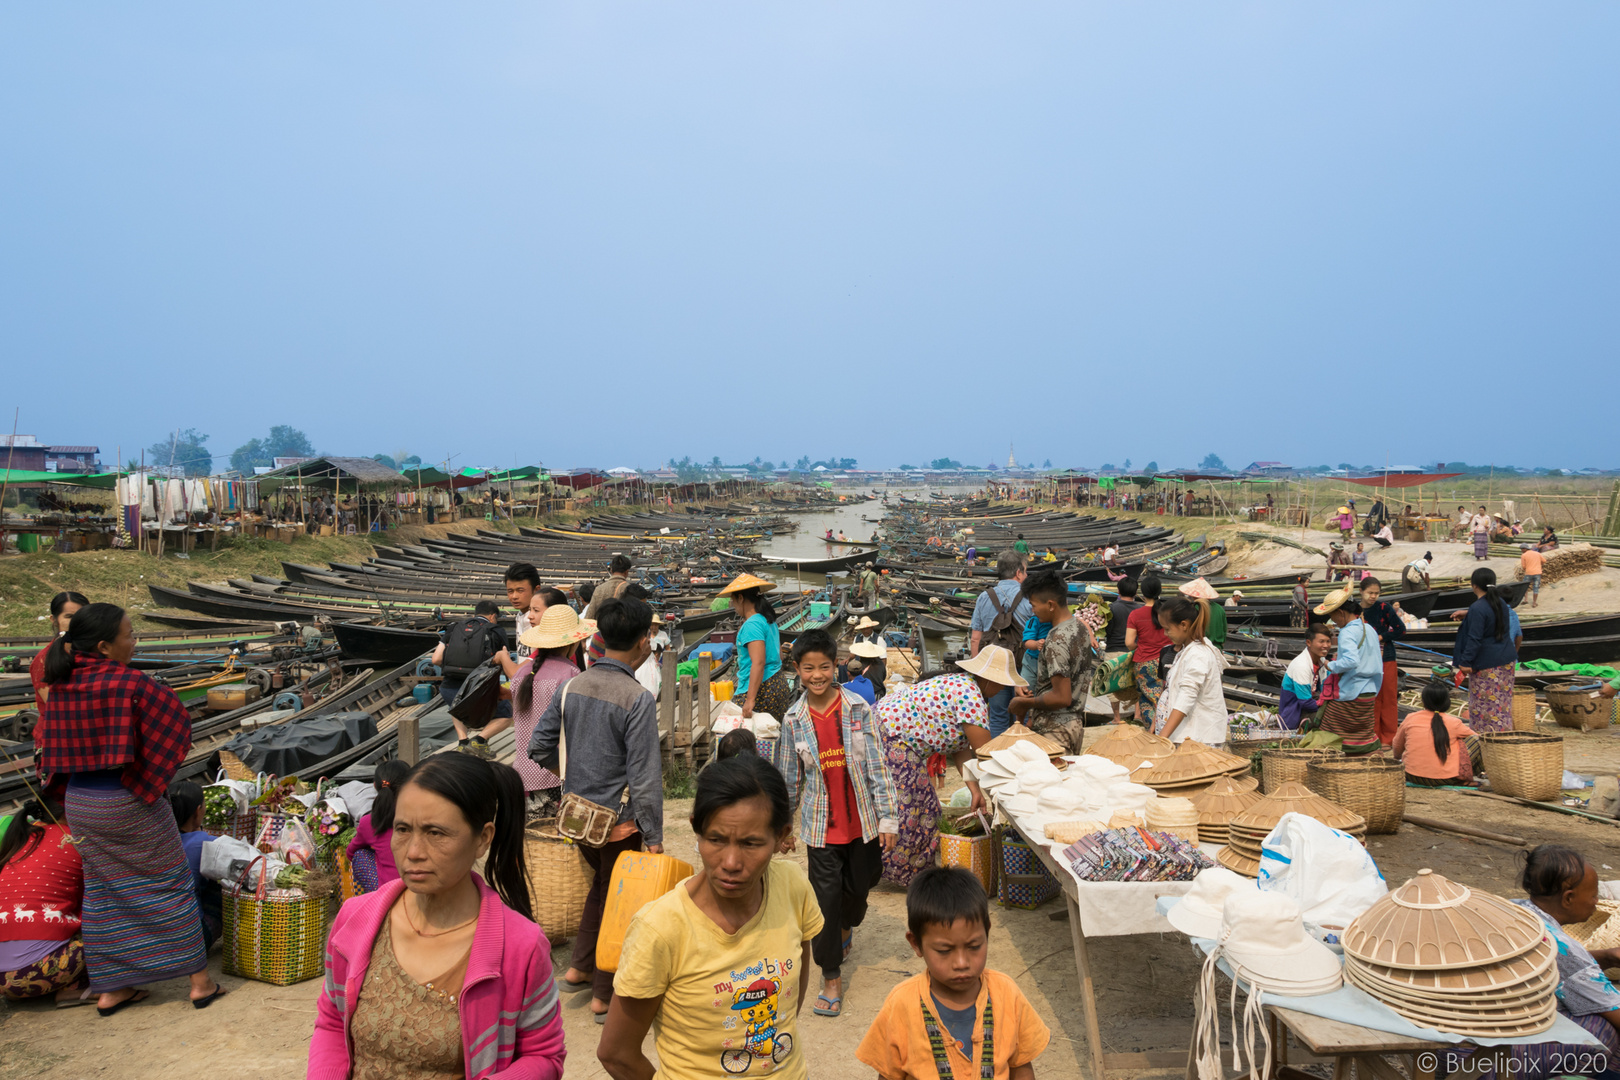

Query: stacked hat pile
[
  {"left": 1144, "top": 797, "right": 1201, "bottom": 844},
  {"left": 1130, "top": 739, "right": 1252, "bottom": 797},
  {"left": 1217, "top": 782, "right": 1365, "bottom": 878},
  {"left": 1086, "top": 724, "right": 1174, "bottom": 769},
  {"left": 1341, "top": 870, "right": 1557, "bottom": 1037},
  {"left": 976, "top": 723, "right": 1066, "bottom": 762},
  {"left": 1188, "top": 775, "right": 1263, "bottom": 846},
  {"left": 977, "top": 745, "right": 1157, "bottom": 840}
]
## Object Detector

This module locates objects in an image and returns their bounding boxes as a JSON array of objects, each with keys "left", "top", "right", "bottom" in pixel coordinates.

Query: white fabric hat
[
  {"left": 1218, "top": 890, "right": 1343, "bottom": 992},
  {"left": 1169, "top": 867, "right": 1258, "bottom": 941},
  {"left": 850, "top": 640, "right": 888, "bottom": 658}
]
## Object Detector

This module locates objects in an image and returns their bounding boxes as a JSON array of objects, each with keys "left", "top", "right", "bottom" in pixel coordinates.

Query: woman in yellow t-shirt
[{"left": 600, "top": 754, "right": 823, "bottom": 1080}]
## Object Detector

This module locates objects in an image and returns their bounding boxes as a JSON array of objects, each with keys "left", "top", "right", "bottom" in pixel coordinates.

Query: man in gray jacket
[{"left": 528, "top": 594, "right": 662, "bottom": 1019}]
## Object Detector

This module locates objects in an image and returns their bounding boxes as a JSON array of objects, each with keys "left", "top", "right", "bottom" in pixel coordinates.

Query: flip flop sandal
[
  {"left": 555, "top": 976, "right": 593, "bottom": 993},
  {"left": 842, "top": 930, "right": 853, "bottom": 961},
  {"left": 593, "top": 1008, "right": 608, "bottom": 1025},
  {"left": 96, "top": 990, "right": 150, "bottom": 1018},
  {"left": 192, "top": 984, "right": 228, "bottom": 1010},
  {"left": 813, "top": 994, "right": 843, "bottom": 1018}
]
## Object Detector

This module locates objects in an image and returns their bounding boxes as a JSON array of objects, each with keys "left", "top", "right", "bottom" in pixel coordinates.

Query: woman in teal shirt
[{"left": 720, "top": 573, "right": 789, "bottom": 720}]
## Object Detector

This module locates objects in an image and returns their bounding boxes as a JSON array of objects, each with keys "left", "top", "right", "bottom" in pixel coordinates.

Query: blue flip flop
[{"left": 813, "top": 994, "right": 843, "bottom": 1018}]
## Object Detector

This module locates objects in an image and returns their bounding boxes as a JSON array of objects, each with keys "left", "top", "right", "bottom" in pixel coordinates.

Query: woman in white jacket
[{"left": 1152, "top": 595, "right": 1229, "bottom": 744}]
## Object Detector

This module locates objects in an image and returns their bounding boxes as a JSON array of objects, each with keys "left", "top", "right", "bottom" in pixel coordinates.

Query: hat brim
[
  {"left": 1313, "top": 597, "right": 1347, "bottom": 616},
  {"left": 718, "top": 574, "right": 778, "bottom": 596},
  {"left": 519, "top": 619, "right": 598, "bottom": 650},
  {"left": 1167, "top": 898, "right": 1224, "bottom": 941},
  {"left": 850, "top": 642, "right": 887, "bottom": 658},
  {"left": 1226, "top": 937, "right": 1343, "bottom": 987},
  {"left": 954, "top": 650, "right": 1029, "bottom": 688}
]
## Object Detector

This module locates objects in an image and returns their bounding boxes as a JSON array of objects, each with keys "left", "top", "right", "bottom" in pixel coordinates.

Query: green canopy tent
[{"left": 256, "top": 456, "right": 409, "bottom": 532}]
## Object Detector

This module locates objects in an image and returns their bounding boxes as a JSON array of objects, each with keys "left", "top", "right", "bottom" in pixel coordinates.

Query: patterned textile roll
[
  {"left": 1133, "top": 662, "right": 1165, "bottom": 714},
  {"left": 1465, "top": 663, "right": 1515, "bottom": 734},
  {"left": 65, "top": 785, "right": 206, "bottom": 993},
  {"left": 1319, "top": 693, "right": 1381, "bottom": 756},
  {"left": 880, "top": 742, "right": 941, "bottom": 889}
]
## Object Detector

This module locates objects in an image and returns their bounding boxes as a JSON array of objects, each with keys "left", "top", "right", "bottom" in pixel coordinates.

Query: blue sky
[{"left": 4, "top": 4, "right": 1615, "bottom": 474}]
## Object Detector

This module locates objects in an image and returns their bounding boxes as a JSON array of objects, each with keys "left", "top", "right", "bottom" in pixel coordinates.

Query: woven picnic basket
[
  {"left": 1305, "top": 757, "right": 1405, "bottom": 835},
  {"left": 525, "top": 822, "right": 592, "bottom": 944},
  {"left": 1511, "top": 688, "right": 1539, "bottom": 732},
  {"left": 1261, "top": 747, "right": 1340, "bottom": 794},
  {"left": 222, "top": 856, "right": 332, "bottom": 986},
  {"left": 1479, "top": 731, "right": 1563, "bottom": 802}
]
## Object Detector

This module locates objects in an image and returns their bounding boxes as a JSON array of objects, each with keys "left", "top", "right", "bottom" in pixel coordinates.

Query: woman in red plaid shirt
[{"left": 36, "top": 604, "right": 225, "bottom": 1016}]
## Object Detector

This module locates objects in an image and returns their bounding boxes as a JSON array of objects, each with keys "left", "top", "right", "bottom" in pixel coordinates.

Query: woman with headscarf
[
  {"left": 876, "top": 646, "right": 1024, "bottom": 887},
  {"left": 1469, "top": 505, "right": 1492, "bottom": 560},
  {"left": 1452, "top": 566, "right": 1518, "bottom": 734}
]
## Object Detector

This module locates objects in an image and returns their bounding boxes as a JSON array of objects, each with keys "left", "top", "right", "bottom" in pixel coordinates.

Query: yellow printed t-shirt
[
  {"left": 856, "top": 970, "right": 1051, "bottom": 1080},
  {"left": 614, "top": 860, "right": 824, "bottom": 1080}
]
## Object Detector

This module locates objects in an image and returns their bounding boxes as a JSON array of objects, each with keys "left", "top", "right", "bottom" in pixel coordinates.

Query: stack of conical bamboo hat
[
  {"left": 1188, "top": 774, "right": 1263, "bottom": 846},
  {"left": 1144, "top": 797, "right": 1201, "bottom": 844},
  {"left": 1086, "top": 724, "right": 1173, "bottom": 768},
  {"left": 1129, "top": 739, "right": 1252, "bottom": 797},
  {"left": 976, "top": 723, "right": 1066, "bottom": 761},
  {"left": 1216, "top": 782, "right": 1366, "bottom": 877},
  {"left": 1341, "top": 870, "right": 1557, "bottom": 1037}
]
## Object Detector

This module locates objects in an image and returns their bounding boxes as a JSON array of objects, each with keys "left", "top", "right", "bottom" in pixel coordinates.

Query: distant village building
[{"left": 0, "top": 436, "right": 102, "bottom": 474}]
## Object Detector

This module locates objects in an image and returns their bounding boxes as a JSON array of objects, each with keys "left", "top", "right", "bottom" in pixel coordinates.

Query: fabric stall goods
[{"left": 1063, "top": 826, "right": 1213, "bottom": 883}]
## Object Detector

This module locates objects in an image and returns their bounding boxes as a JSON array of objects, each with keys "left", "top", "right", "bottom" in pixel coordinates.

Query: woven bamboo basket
[
  {"left": 1479, "top": 732, "right": 1564, "bottom": 802},
  {"left": 1305, "top": 757, "right": 1406, "bottom": 835},
  {"left": 524, "top": 823, "right": 592, "bottom": 944},
  {"left": 1147, "top": 823, "right": 1200, "bottom": 845},
  {"left": 1261, "top": 747, "right": 1341, "bottom": 794},
  {"left": 219, "top": 750, "right": 256, "bottom": 782},
  {"left": 1511, "top": 688, "right": 1539, "bottom": 732},
  {"left": 1546, "top": 683, "right": 1609, "bottom": 732}
]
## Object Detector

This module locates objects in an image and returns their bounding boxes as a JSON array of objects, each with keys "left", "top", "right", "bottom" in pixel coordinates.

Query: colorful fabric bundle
[{"left": 1062, "top": 827, "right": 1214, "bottom": 882}]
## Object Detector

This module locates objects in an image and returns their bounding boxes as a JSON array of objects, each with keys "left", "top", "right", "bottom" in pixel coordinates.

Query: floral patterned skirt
[
  {"left": 1133, "top": 662, "right": 1165, "bottom": 713},
  {"left": 1, "top": 936, "right": 86, "bottom": 1000},
  {"left": 881, "top": 742, "right": 941, "bottom": 889},
  {"left": 1467, "top": 663, "right": 1515, "bottom": 734}
]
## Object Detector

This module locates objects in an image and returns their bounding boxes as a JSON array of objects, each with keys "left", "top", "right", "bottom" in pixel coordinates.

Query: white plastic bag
[
  {"left": 199, "top": 835, "right": 262, "bottom": 884},
  {"left": 709, "top": 701, "right": 780, "bottom": 739},
  {"left": 334, "top": 780, "right": 377, "bottom": 821},
  {"left": 1257, "top": 812, "right": 1387, "bottom": 929},
  {"left": 207, "top": 777, "right": 260, "bottom": 813}
]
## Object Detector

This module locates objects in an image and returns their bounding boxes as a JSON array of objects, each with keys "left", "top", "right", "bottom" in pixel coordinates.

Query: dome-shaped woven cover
[
  {"left": 1145, "top": 797, "right": 1200, "bottom": 826},
  {"left": 1349, "top": 934, "right": 1556, "bottom": 995},
  {"left": 977, "top": 723, "right": 1066, "bottom": 759},
  {"left": 1342, "top": 870, "right": 1547, "bottom": 970},
  {"left": 1131, "top": 740, "right": 1250, "bottom": 787},
  {"left": 1191, "top": 776, "right": 1264, "bottom": 825},
  {"left": 1088, "top": 725, "right": 1173, "bottom": 766},
  {"left": 1231, "top": 781, "right": 1365, "bottom": 833}
]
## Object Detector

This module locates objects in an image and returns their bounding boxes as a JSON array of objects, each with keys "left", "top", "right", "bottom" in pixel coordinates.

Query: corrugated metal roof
[{"left": 48, "top": 445, "right": 99, "bottom": 453}]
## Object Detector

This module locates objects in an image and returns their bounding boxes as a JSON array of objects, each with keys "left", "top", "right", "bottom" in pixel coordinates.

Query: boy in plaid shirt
[{"left": 770, "top": 628, "right": 898, "bottom": 1019}]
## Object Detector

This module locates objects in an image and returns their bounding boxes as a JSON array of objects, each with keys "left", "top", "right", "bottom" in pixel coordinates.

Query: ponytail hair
[
  {"left": 1471, "top": 567, "right": 1508, "bottom": 644},
  {"left": 735, "top": 586, "right": 778, "bottom": 625},
  {"left": 1155, "top": 595, "right": 1208, "bottom": 641},
  {"left": 0, "top": 800, "right": 51, "bottom": 874},
  {"left": 399, "top": 755, "right": 531, "bottom": 921},
  {"left": 1420, "top": 680, "right": 1454, "bottom": 764},
  {"left": 369, "top": 758, "right": 412, "bottom": 835},
  {"left": 43, "top": 602, "right": 127, "bottom": 684}
]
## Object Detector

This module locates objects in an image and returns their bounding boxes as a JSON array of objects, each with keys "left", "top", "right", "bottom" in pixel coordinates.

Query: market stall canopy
[
  {"left": 1343, "top": 472, "right": 1463, "bottom": 489},
  {"left": 398, "top": 465, "right": 487, "bottom": 490},
  {"left": 483, "top": 466, "right": 548, "bottom": 484},
  {"left": 257, "top": 456, "right": 409, "bottom": 491},
  {"left": 0, "top": 469, "right": 119, "bottom": 490}
]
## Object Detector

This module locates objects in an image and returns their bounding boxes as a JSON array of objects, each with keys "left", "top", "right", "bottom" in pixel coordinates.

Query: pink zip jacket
[{"left": 308, "top": 874, "right": 565, "bottom": 1080}]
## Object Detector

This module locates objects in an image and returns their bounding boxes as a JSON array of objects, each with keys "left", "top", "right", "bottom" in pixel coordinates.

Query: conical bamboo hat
[
  {"left": 1190, "top": 775, "right": 1264, "bottom": 826},
  {"left": 1130, "top": 739, "right": 1250, "bottom": 789},
  {"left": 1345, "top": 935, "right": 1557, "bottom": 997},
  {"left": 1341, "top": 870, "right": 1547, "bottom": 971},
  {"left": 1217, "top": 846, "right": 1261, "bottom": 877},
  {"left": 1144, "top": 797, "right": 1200, "bottom": 827},
  {"left": 976, "top": 722, "right": 1065, "bottom": 759},
  {"left": 1229, "top": 781, "right": 1365, "bottom": 833},
  {"left": 1087, "top": 724, "right": 1173, "bottom": 766}
]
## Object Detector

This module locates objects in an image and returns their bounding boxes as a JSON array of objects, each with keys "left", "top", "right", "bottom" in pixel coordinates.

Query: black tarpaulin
[{"left": 223, "top": 711, "right": 378, "bottom": 776}]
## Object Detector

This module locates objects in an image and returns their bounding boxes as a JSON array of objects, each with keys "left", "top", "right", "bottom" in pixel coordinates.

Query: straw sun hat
[
  {"left": 955, "top": 645, "right": 1028, "bottom": 688},
  {"left": 851, "top": 616, "right": 881, "bottom": 631},
  {"left": 518, "top": 605, "right": 598, "bottom": 650},
  {"left": 1179, "top": 578, "right": 1219, "bottom": 601},
  {"left": 850, "top": 640, "right": 888, "bottom": 659},
  {"left": 1313, "top": 586, "right": 1354, "bottom": 617},
  {"left": 718, "top": 572, "right": 777, "bottom": 596}
]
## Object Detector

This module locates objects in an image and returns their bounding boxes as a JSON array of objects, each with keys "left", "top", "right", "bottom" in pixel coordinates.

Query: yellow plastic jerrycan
[{"left": 595, "top": 850, "right": 695, "bottom": 972}]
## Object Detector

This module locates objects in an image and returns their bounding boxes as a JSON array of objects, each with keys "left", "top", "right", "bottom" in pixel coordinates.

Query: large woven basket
[
  {"left": 1261, "top": 747, "right": 1341, "bottom": 794},
  {"left": 525, "top": 823, "right": 592, "bottom": 944},
  {"left": 1305, "top": 757, "right": 1406, "bottom": 835},
  {"left": 1511, "top": 688, "right": 1539, "bottom": 732},
  {"left": 1546, "top": 683, "right": 1609, "bottom": 732},
  {"left": 1480, "top": 731, "right": 1564, "bottom": 802}
]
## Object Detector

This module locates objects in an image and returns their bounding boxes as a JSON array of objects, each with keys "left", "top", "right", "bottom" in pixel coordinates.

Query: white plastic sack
[
  {"left": 334, "top": 780, "right": 377, "bottom": 820},
  {"left": 206, "top": 778, "right": 260, "bottom": 813},
  {"left": 1257, "top": 812, "right": 1387, "bottom": 929},
  {"left": 200, "top": 835, "right": 264, "bottom": 884}
]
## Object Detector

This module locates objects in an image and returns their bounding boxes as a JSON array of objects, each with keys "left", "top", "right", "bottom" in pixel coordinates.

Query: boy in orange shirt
[
  {"left": 857, "top": 868, "right": 1049, "bottom": 1080},
  {"left": 1519, "top": 544, "right": 1545, "bottom": 609}
]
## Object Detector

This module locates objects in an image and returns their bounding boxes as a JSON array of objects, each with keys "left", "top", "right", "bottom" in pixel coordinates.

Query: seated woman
[
  {"left": 1538, "top": 526, "right": 1560, "bottom": 552},
  {"left": 169, "top": 782, "right": 223, "bottom": 949},
  {"left": 1500, "top": 845, "right": 1620, "bottom": 1080},
  {"left": 1391, "top": 681, "right": 1477, "bottom": 786},
  {"left": 310, "top": 755, "right": 565, "bottom": 1080},
  {"left": 599, "top": 753, "right": 820, "bottom": 1080},
  {"left": 0, "top": 800, "right": 87, "bottom": 1005}
]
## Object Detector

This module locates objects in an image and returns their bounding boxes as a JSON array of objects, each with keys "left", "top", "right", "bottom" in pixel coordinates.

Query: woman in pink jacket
[{"left": 309, "top": 754, "right": 565, "bottom": 1080}]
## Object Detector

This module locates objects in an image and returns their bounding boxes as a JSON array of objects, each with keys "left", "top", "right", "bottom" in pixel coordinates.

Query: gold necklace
[{"left": 402, "top": 901, "right": 478, "bottom": 939}]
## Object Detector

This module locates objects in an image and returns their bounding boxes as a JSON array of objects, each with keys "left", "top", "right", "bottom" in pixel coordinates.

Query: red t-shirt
[
  {"left": 0, "top": 823, "right": 83, "bottom": 942},
  {"left": 1128, "top": 604, "right": 1171, "bottom": 665},
  {"left": 809, "top": 698, "right": 862, "bottom": 846},
  {"left": 29, "top": 644, "right": 50, "bottom": 713}
]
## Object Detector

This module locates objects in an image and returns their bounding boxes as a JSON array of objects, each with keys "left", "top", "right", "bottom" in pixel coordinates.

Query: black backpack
[
  {"left": 440, "top": 617, "right": 504, "bottom": 676},
  {"left": 984, "top": 584, "right": 1026, "bottom": 664}
]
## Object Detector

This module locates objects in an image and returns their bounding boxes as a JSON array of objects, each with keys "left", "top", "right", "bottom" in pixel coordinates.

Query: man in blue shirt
[{"left": 969, "top": 552, "right": 1032, "bottom": 737}]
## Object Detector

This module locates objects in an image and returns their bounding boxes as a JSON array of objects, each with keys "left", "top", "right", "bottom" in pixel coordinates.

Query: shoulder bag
[{"left": 552, "top": 684, "right": 630, "bottom": 847}]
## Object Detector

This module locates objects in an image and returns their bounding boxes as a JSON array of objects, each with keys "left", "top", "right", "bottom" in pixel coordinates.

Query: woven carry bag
[
  {"left": 939, "top": 832, "right": 997, "bottom": 897},
  {"left": 1261, "top": 747, "right": 1340, "bottom": 794},
  {"left": 222, "top": 856, "right": 332, "bottom": 986},
  {"left": 1511, "top": 688, "right": 1540, "bottom": 732},
  {"left": 525, "top": 824, "right": 592, "bottom": 944},
  {"left": 996, "top": 831, "right": 1060, "bottom": 910},
  {"left": 1305, "top": 757, "right": 1405, "bottom": 834},
  {"left": 1480, "top": 731, "right": 1564, "bottom": 802}
]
